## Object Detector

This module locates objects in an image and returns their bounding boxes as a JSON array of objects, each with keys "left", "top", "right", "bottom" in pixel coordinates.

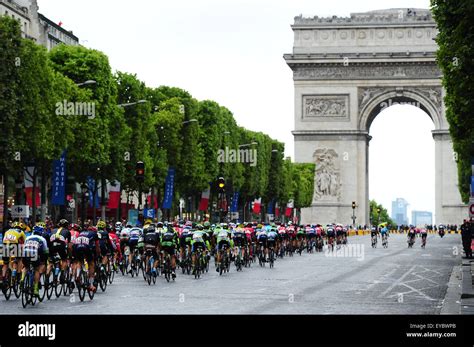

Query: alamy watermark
[
  {"left": 217, "top": 146, "right": 257, "bottom": 167},
  {"left": 55, "top": 100, "right": 96, "bottom": 119},
  {"left": 380, "top": 99, "right": 420, "bottom": 110},
  {"left": 0, "top": 244, "right": 38, "bottom": 261},
  {"left": 324, "top": 243, "right": 365, "bottom": 261}
]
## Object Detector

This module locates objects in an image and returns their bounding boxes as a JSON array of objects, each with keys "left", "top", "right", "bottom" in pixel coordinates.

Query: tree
[
  {"left": 431, "top": 0, "right": 474, "bottom": 203},
  {"left": 369, "top": 200, "right": 396, "bottom": 227}
]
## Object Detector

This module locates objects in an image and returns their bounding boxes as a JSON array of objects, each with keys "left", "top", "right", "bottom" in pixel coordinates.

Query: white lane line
[
  {"left": 421, "top": 254, "right": 431, "bottom": 257},
  {"left": 380, "top": 265, "right": 417, "bottom": 297}
]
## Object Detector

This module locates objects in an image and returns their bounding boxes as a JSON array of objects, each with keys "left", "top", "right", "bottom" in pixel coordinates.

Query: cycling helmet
[
  {"left": 12, "top": 221, "right": 21, "bottom": 228},
  {"left": 70, "top": 223, "right": 81, "bottom": 232},
  {"left": 36, "top": 221, "right": 46, "bottom": 228},
  {"left": 58, "top": 219, "right": 69, "bottom": 228},
  {"left": 196, "top": 224, "right": 203, "bottom": 230},
  {"left": 221, "top": 223, "right": 228, "bottom": 230},
  {"left": 32, "top": 225, "right": 45, "bottom": 236},
  {"left": 203, "top": 221, "right": 210, "bottom": 228},
  {"left": 157, "top": 222, "right": 164, "bottom": 228},
  {"left": 96, "top": 220, "right": 106, "bottom": 230}
]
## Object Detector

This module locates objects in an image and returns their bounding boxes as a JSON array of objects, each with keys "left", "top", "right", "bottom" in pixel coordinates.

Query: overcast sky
[{"left": 37, "top": 0, "right": 435, "bottom": 222}]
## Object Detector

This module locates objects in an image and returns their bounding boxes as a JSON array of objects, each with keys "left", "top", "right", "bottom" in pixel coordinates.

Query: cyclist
[
  {"left": 114, "top": 222, "right": 122, "bottom": 234},
  {"left": 287, "top": 223, "right": 296, "bottom": 252},
  {"left": 143, "top": 224, "right": 160, "bottom": 276},
  {"left": 108, "top": 224, "right": 122, "bottom": 272},
  {"left": 335, "top": 224, "right": 344, "bottom": 246},
  {"left": 232, "top": 226, "right": 247, "bottom": 264},
  {"left": 190, "top": 225, "right": 210, "bottom": 275},
  {"left": 315, "top": 225, "right": 324, "bottom": 251},
  {"left": 326, "top": 225, "right": 336, "bottom": 250},
  {"left": 296, "top": 225, "right": 306, "bottom": 251},
  {"left": 380, "top": 225, "right": 389, "bottom": 246},
  {"left": 370, "top": 226, "right": 378, "bottom": 247},
  {"left": 256, "top": 226, "right": 268, "bottom": 262},
  {"left": 215, "top": 226, "right": 233, "bottom": 271},
  {"left": 97, "top": 221, "right": 116, "bottom": 274},
  {"left": 420, "top": 228, "right": 428, "bottom": 248},
  {"left": 306, "top": 225, "right": 316, "bottom": 251},
  {"left": 49, "top": 219, "right": 71, "bottom": 279},
  {"left": 160, "top": 225, "right": 179, "bottom": 279},
  {"left": 1, "top": 222, "right": 27, "bottom": 286},
  {"left": 179, "top": 225, "right": 193, "bottom": 268},
  {"left": 407, "top": 226, "right": 416, "bottom": 246},
  {"left": 72, "top": 225, "right": 100, "bottom": 292},
  {"left": 267, "top": 227, "right": 278, "bottom": 262},
  {"left": 127, "top": 226, "right": 142, "bottom": 273},
  {"left": 23, "top": 226, "right": 49, "bottom": 297}
]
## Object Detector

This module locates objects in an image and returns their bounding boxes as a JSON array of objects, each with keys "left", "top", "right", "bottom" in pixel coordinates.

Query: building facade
[
  {"left": 391, "top": 198, "right": 409, "bottom": 225},
  {"left": 412, "top": 210, "right": 433, "bottom": 227},
  {"left": 0, "top": 0, "right": 78, "bottom": 50}
]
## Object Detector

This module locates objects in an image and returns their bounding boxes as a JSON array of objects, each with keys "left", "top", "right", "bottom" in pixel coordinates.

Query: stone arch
[{"left": 358, "top": 88, "right": 443, "bottom": 132}]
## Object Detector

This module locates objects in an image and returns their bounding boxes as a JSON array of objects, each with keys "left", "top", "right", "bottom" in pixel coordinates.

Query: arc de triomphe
[{"left": 284, "top": 8, "right": 466, "bottom": 226}]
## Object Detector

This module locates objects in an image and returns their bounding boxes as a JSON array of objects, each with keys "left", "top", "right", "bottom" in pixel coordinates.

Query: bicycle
[
  {"left": 371, "top": 234, "right": 378, "bottom": 248},
  {"left": 145, "top": 249, "right": 157, "bottom": 285},
  {"left": 96, "top": 258, "right": 108, "bottom": 292},
  {"left": 193, "top": 247, "right": 205, "bottom": 279},
  {"left": 2, "top": 267, "right": 13, "bottom": 300},
  {"left": 219, "top": 244, "right": 230, "bottom": 275},
  {"left": 75, "top": 260, "right": 94, "bottom": 302},
  {"left": 161, "top": 251, "right": 174, "bottom": 282},
  {"left": 21, "top": 262, "right": 45, "bottom": 308},
  {"left": 268, "top": 247, "right": 275, "bottom": 268},
  {"left": 382, "top": 234, "right": 388, "bottom": 248},
  {"left": 257, "top": 243, "right": 266, "bottom": 267},
  {"left": 421, "top": 235, "right": 427, "bottom": 248},
  {"left": 234, "top": 246, "right": 243, "bottom": 272}
]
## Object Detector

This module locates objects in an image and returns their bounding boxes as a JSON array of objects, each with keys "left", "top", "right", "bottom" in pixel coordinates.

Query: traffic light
[
  {"left": 217, "top": 177, "right": 225, "bottom": 192},
  {"left": 135, "top": 161, "right": 145, "bottom": 182},
  {"left": 352, "top": 201, "right": 356, "bottom": 209}
]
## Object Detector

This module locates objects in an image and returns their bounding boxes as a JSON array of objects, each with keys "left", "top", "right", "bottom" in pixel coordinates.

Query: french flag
[
  {"left": 285, "top": 199, "right": 294, "bottom": 217},
  {"left": 252, "top": 198, "right": 261, "bottom": 214},
  {"left": 107, "top": 181, "right": 121, "bottom": 209},
  {"left": 24, "top": 167, "right": 40, "bottom": 207},
  {"left": 198, "top": 187, "right": 210, "bottom": 211}
]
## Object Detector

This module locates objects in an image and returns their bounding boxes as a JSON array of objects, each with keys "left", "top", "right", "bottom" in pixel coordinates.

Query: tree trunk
[
  {"left": 32, "top": 167, "right": 37, "bottom": 223},
  {"left": 2, "top": 173, "right": 9, "bottom": 229}
]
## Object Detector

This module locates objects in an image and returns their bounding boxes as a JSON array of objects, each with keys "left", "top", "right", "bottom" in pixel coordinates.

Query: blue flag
[
  {"left": 51, "top": 151, "right": 66, "bottom": 205},
  {"left": 230, "top": 192, "right": 239, "bottom": 213},
  {"left": 471, "top": 176, "right": 474, "bottom": 197},
  {"left": 162, "top": 168, "right": 175, "bottom": 209},
  {"left": 87, "top": 176, "right": 99, "bottom": 208},
  {"left": 267, "top": 199, "right": 274, "bottom": 214}
]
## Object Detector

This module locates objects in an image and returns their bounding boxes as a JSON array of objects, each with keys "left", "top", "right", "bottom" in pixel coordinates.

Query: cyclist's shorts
[
  {"left": 217, "top": 239, "right": 230, "bottom": 251},
  {"left": 129, "top": 238, "right": 138, "bottom": 250},
  {"left": 233, "top": 236, "right": 246, "bottom": 247},
  {"left": 144, "top": 244, "right": 158, "bottom": 258},
  {"left": 179, "top": 237, "right": 192, "bottom": 249},
  {"left": 258, "top": 238, "right": 267, "bottom": 248},
  {"left": 296, "top": 233, "right": 306, "bottom": 240},
  {"left": 73, "top": 245, "right": 94, "bottom": 263},
  {"left": 23, "top": 253, "right": 47, "bottom": 268},
  {"left": 161, "top": 245, "right": 175, "bottom": 256},
  {"left": 1, "top": 243, "right": 20, "bottom": 264},
  {"left": 50, "top": 243, "right": 68, "bottom": 261},
  {"left": 267, "top": 239, "right": 276, "bottom": 248},
  {"left": 99, "top": 242, "right": 112, "bottom": 257},
  {"left": 144, "top": 233, "right": 159, "bottom": 246},
  {"left": 191, "top": 242, "right": 205, "bottom": 253}
]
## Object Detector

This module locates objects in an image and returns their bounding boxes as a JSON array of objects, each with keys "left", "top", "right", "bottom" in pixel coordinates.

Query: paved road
[{"left": 2, "top": 233, "right": 462, "bottom": 314}]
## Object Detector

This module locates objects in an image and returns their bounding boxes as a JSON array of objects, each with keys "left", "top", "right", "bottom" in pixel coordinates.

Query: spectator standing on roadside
[{"left": 461, "top": 220, "right": 472, "bottom": 258}]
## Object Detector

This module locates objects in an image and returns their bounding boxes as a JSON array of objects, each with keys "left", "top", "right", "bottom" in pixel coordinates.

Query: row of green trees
[
  {"left": 431, "top": 0, "right": 474, "bottom": 203},
  {"left": 0, "top": 16, "right": 314, "bottom": 223}
]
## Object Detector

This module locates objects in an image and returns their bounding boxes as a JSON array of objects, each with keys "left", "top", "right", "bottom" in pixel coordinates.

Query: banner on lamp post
[{"left": 162, "top": 168, "right": 175, "bottom": 210}]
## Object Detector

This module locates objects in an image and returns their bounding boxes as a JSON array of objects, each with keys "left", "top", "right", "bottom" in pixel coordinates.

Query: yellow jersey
[{"left": 3, "top": 228, "right": 26, "bottom": 244}]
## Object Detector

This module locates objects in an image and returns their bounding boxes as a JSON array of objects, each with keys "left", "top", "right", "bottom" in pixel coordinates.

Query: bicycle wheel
[
  {"left": 37, "top": 273, "right": 47, "bottom": 302},
  {"left": 12, "top": 271, "right": 21, "bottom": 299},
  {"left": 21, "top": 273, "right": 31, "bottom": 308},
  {"left": 54, "top": 271, "right": 63, "bottom": 298},
  {"left": 99, "top": 268, "right": 108, "bottom": 292},
  {"left": 87, "top": 277, "right": 95, "bottom": 300},
  {"left": 77, "top": 269, "right": 86, "bottom": 302},
  {"left": 164, "top": 257, "right": 171, "bottom": 283},
  {"left": 108, "top": 263, "right": 115, "bottom": 284},
  {"left": 45, "top": 271, "right": 53, "bottom": 300},
  {"left": 2, "top": 268, "right": 12, "bottom": 300},
  {"left": 62, "top": 267, "right": 70, "bottom": 297}
]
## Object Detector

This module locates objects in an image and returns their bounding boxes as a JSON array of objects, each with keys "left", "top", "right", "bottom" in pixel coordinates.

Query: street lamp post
[{"left": 76, "top": 80, "right": 96, "bottom": 87}]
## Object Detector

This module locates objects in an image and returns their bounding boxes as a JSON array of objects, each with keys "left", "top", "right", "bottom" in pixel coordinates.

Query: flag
[
  {"left": 52, "top": 150, "right": 66, "bottom": 206},
  {"left": 267, "top": 199, "right": 274, "bottom": 214},
  {"left": 252, "top": 198, "right": 261, "bottom": 214},
  {"left": 87, "top": 176, "right": 99, "bottom": 208},
  {"left": 275, "top": 202, "right": 280, "bottom": 217},
  {"left": 58, "top": 21, "right": 63, "bottom": 27},
  {"left": 198, "top": 187, "right": 211, "bottom": 211},
  {"left": 162, "top": 168, "right": 175, "bottom": 209},
  {"left": 146, "top": 195, "right": 158, "bottom": 209},
  {"left": 285, "top": 199, "right": 294, "bottom": 217},
  {"left": 24, "top": 167, "right": 40, "bottom": 207},
  {"left": 107, "top": 181, "right": 121, "bottom": 209},
  {"left": 230, "top": 192, "right": 239, "bottom": 213}
]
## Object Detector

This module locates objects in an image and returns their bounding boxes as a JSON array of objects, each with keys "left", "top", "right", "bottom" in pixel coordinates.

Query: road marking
[
  {"left": 380, "top": 265, "right": 417, "bottom": 297},
  {"left": 421, "top": 254, "right": 431, "bottom": 257}
]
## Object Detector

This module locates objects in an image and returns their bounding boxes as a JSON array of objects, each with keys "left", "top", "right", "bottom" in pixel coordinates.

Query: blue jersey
[
  {"left": 24, "top": 235, "right": 49, "bottom": 258},
  {"left": 129, "top": 228, "right": 142, "bottom": 240},
  {"left": 267, "top": 231, "right": 278, "bottom": 240},
  {"left": 380, "top": 227, "right": 388, "bottom": 235},
  {"left": 74, "top": 231, "right": 98, "bottom": 249}
]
